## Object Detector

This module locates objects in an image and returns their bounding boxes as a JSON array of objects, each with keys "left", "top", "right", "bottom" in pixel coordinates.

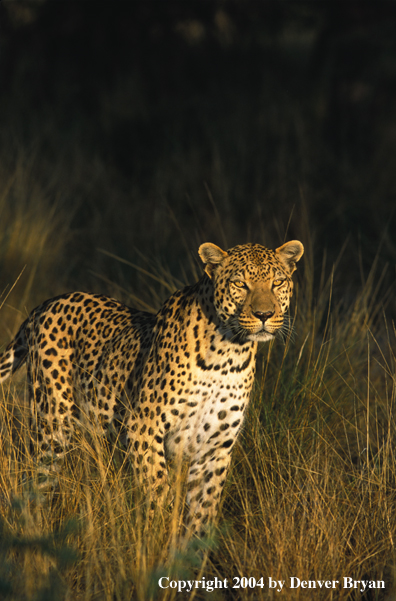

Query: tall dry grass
[
  {"left": 0, "top": 157, "right": 76, "bottom": 342},
  {"left": 0, "top": 177, "right": 395, "bottom": 600}
]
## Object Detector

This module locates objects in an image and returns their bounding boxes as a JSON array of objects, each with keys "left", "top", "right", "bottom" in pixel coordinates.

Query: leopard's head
[{"left": 198, "top": 241, "right": 304, "bottom": 343}]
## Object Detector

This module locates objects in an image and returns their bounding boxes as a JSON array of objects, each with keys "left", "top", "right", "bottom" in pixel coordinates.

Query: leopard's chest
[{"left": 164, "top": 346, "right": 256, "bottom": 459}]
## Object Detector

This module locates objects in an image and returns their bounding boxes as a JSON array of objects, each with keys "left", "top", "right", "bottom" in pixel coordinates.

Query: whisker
[{"left": 276, "top": 316, "right": 295, "bottom": 344}]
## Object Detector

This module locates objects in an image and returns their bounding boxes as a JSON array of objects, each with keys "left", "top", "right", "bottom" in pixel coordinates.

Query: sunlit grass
[
  {"left": 0, "top": 187, "right": 395, "bottom": 599},
  {"left": 2, "top": 304, "right": 395, "bottom": 600}
]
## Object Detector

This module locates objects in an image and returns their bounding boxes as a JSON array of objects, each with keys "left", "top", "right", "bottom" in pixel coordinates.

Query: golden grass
[
  {"left": 1, "top": 279, "right": 395, "bottom": 600},
  {"left": 0, "top": 184, "right": 395, "bottom": 599}
]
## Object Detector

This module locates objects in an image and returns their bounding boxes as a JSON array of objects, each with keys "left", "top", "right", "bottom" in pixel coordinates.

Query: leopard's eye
[
  {"left": 232, "top": 280, "right": 246, "bottom": 289},
  {"left": 273, "top": 279, "right": 285, "bottom": 287}
]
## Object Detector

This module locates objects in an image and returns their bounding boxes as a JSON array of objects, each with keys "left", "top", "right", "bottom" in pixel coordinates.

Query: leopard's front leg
[
  {"left": 126, "top": 419, "right": 171, "bottom": 518},
  {"left": 184, "top": 446, "right": 233, "bottom": 538}
]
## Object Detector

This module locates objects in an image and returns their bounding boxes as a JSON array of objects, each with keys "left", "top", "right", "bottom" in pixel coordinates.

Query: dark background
[{"left": 1, "top": 0, "right": 396, "bottom": 309}]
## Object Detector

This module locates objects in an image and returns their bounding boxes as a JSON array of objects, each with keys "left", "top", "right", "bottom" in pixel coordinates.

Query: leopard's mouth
[
  {"left": 221, "top": 319, "right": 277, "bottom": 344},
  {"left": 246, "top": 328, "right": 275, "bottom": 342},
  {"left": 249, "top": 317, "right": 294, "bottom": 343}
]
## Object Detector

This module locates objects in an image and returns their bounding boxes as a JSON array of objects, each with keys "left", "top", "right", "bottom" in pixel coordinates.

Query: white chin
[{"left": 247, "top": 331, "right": 275, "bottom": 342}]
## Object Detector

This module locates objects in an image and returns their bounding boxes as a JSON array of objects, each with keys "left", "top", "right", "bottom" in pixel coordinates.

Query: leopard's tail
[{"left": 0, "top": 319, "right": 29, "bottom": 383}]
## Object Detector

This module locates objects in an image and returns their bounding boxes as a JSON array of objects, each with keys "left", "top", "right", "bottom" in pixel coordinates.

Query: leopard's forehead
[
  {"left": 227, "top": 243, "right": 274, "bottom": 262},
  {"left": 225, "top": 243, "right": 286, "bottom": 278}
]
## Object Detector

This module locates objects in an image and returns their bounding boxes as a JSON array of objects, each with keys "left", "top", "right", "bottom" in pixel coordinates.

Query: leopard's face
[{"left": 199, "top": 241, "right": 304, "bottom": 343}]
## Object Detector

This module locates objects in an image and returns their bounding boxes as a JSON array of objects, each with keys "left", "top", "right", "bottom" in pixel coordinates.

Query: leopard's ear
[
  {"left": 275, "top": 240, "right": 304, "bottom": 275},
  {"left": 198, "top": 243, "right": 228, "bottom": 279}
]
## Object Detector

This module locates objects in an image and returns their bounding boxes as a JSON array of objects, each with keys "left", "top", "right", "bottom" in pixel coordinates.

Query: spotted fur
[{"left": 0, "top": 241, "right": 303, "bottom": 534}]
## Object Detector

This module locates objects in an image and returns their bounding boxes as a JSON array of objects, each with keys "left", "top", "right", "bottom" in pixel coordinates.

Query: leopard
[{"left": 0, "top": 240, "right": 303, "bottom": 536}]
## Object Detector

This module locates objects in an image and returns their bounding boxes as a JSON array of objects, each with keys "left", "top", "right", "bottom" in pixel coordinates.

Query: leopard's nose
[{"left": 254, "top": 311, "right": 274, "bottom": 323}]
